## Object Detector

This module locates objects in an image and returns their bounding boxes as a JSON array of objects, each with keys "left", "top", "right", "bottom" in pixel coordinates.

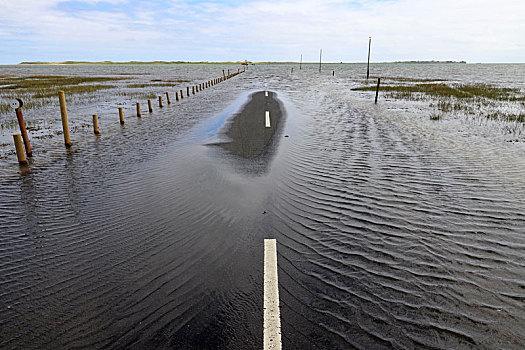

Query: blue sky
[{"left": 0, "top": 0, "right": 523, "bottom": 64}]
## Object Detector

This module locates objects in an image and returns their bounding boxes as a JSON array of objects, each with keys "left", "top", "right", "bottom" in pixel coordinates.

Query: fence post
[
  {"left": 92, "top": 114, "right": 100, "bottom": 134},
  {"left": 119, "top": 107, "right": 125, "bottom": 124},
  {"left": 13, "top": 133, "right": 28, "bottom": 165},
  {"left": 375, "top": 78, "right": 381, "bottom": 104},
  {"left": 58, "top": 91, "right": 72, "bottom": 147}
]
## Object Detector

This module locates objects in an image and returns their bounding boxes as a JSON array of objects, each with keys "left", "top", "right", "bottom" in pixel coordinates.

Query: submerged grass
[
  {"left": 127, "top": 83, "right": 178, "bottom": 88},
  {"left": 0, "top": 75, "right": 128, "bottom": 114},
  {"left": 372, "top": 76, "right": 446, "bottom": 83},
  {"left": 353, "top": 83, "right": 524, "bottom": 101},
  {"left": 0, "top": 76, "right": 124, "bottom": 90}
]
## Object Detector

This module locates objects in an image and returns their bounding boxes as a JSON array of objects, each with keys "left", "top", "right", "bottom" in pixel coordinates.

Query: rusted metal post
[
  {"left": 165, "top": 92, "right": 171, "bottom": 104},
  {"left": 92, "top": 114, "right": 100, "bottom": 134},
  {"left": 158, "top": 95, "right": 163, "bottom": 108},
  {"left": 148, "top": 99, "right": 153, "bottom": 112},
  {"left": 118, "top": 107, "right": 125, "bottom": 124},
  {"left": 375, "top": 78, "right": 381, "bottom": 104},
  {"left": 14, "top": 100, "right": 32, "bottom": 157},
  {"left": 136, "top": 102, "right": 141, "bottom": 117},
  {"left": 13, "top": 133, "right": 28, "bottom": 165}
]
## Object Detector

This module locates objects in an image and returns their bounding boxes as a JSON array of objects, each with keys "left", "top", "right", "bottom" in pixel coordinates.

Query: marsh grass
[
  {"left": 353, "top": 83, "right": 524, "bottom": 101},
  {"left": 115, "top": 91, "right": 158, "bottom": 99},
  {"left": 150, "top": 79, "right": 191, "bottom": 83},
  {"left": 0, "top": 76, "right": 124, "bottom": 90},
  {"left": 372, "top": 76, "right": 446, "bottom": 83},
  {"left": 127, "top": 83, "right": 177, "bottom": 88},
  {"left": 0, "top": 75, "right": 127, "bottom": 114}
]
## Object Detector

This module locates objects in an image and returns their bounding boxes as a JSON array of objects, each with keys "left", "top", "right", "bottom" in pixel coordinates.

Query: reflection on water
[{"left": 0, "top": 65, "right": 524, "bottom": 349}]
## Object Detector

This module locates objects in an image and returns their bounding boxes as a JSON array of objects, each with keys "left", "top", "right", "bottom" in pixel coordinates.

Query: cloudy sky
[{"left": 0, "top": 0, "right": 523, "bottom": 64}]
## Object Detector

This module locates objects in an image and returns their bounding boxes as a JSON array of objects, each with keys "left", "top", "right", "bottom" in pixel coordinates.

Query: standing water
[{"left": 0, "top": 64, "right": 524, "bottom": 349}]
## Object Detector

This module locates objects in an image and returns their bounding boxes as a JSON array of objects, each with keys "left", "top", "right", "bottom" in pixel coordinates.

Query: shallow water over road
[{"left": 1, "top": 65, "right": 524, "bottom": 349}]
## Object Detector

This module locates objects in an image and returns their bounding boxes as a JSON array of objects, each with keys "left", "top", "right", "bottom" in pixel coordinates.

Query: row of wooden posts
[{"left": 12, "top": 68, "right": 244, "bottom": 166}]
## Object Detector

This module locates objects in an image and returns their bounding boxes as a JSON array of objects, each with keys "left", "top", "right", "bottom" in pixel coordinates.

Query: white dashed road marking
[{"left": 264, "top": 239, "right": 281, "bottom": 350}]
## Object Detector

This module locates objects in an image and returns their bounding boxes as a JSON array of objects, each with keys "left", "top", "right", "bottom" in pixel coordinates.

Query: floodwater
[{"left": 1, "top": 64, "right": 524, "bottom": 349}]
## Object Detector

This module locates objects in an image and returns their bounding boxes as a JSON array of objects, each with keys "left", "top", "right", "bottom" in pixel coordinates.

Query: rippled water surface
[{"left": 1, "top": 64, "right": 524, "bottom": 349}]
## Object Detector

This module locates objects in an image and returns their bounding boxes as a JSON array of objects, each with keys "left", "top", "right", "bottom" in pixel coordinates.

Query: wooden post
[
  {"left": 375, "top": 78, "right": 381, "bottom": 104},
  {"left": 58, "top": 91, "right": 72, "bottom": 148},
  {"left": 148, "top": 99, "right": 153, "bottom": 112},
  {"left": 187, "top": 86, "right": 190, "bottom": 97},
  {"left": 165, "top": 92, "right": 171, "bottom": 104},
  {"left": 367, "top": 36, "right": 372, "bottom": 80},
  {"left": 13, "top": 133, "right": 28, "bottom": 165},
  {"left": 136, "top": 102, "right": 141, "bottom": 117},
  {"left": 180, "top": 89, "right": 184, "bottom": 99},
  {"left": 175, "top": 91, "right": 179, "bottom": 101},
  {"left": 92, "top": 114, "right": 100, "bottom": 134},
  {"left": 158, "top": 95, "right": 163, "bottom": 108},
  {"left": 118, "top": 107, "right": 125, "bottom": 124},
  {"left": 15, "top": 104, "right": 32, "bottom": 157}
]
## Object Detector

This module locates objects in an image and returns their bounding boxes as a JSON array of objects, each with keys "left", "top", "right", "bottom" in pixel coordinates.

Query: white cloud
[{"left": 0, "top": 0, "right": 523, "bottom": 63}]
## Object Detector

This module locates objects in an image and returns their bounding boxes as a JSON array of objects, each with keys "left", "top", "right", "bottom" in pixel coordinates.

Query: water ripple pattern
[{"left": 1, "top": 65, "right": 524, "bottom": 349}]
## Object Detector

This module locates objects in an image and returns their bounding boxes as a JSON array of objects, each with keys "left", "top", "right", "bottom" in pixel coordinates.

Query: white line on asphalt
[
  {"left": 264, "top": 239, "right": 281, "bottom": 350},
  {"left": 265, "top": 111, "right": 271, "bottom": 128}
]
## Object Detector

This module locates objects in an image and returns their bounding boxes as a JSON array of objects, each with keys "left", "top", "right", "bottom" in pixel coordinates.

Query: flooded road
[{"left": 1, "top": 65, "right": 524, "bottom": 349}]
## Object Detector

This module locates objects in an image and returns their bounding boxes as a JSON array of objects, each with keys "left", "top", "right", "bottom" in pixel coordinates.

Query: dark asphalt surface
[{"left": 218, "top": 91, "right": 282, "bottom": 158}]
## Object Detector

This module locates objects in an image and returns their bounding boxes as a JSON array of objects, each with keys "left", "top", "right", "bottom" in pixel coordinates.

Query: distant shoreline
[
  {"left": 18, "top": 61, "right": 249, "bottom": 65},
  {"left": 11, "top": 60, "right": 519, "bottom": 66}
]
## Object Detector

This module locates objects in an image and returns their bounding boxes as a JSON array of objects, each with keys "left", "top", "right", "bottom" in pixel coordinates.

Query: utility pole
[
  {"left": 319, "top": 49, "right": 322, "bottom": 72},
  {"left": 367, "top": 37, "right": 372, "bottom": 80}
]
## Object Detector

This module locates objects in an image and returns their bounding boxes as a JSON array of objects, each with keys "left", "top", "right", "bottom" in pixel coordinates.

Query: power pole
[
  {"left": 367, "top": 37, "right": 372, "bottom": 80},
  {"left": 319, "top": 49, "right": 322, "bottom": 72}
]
